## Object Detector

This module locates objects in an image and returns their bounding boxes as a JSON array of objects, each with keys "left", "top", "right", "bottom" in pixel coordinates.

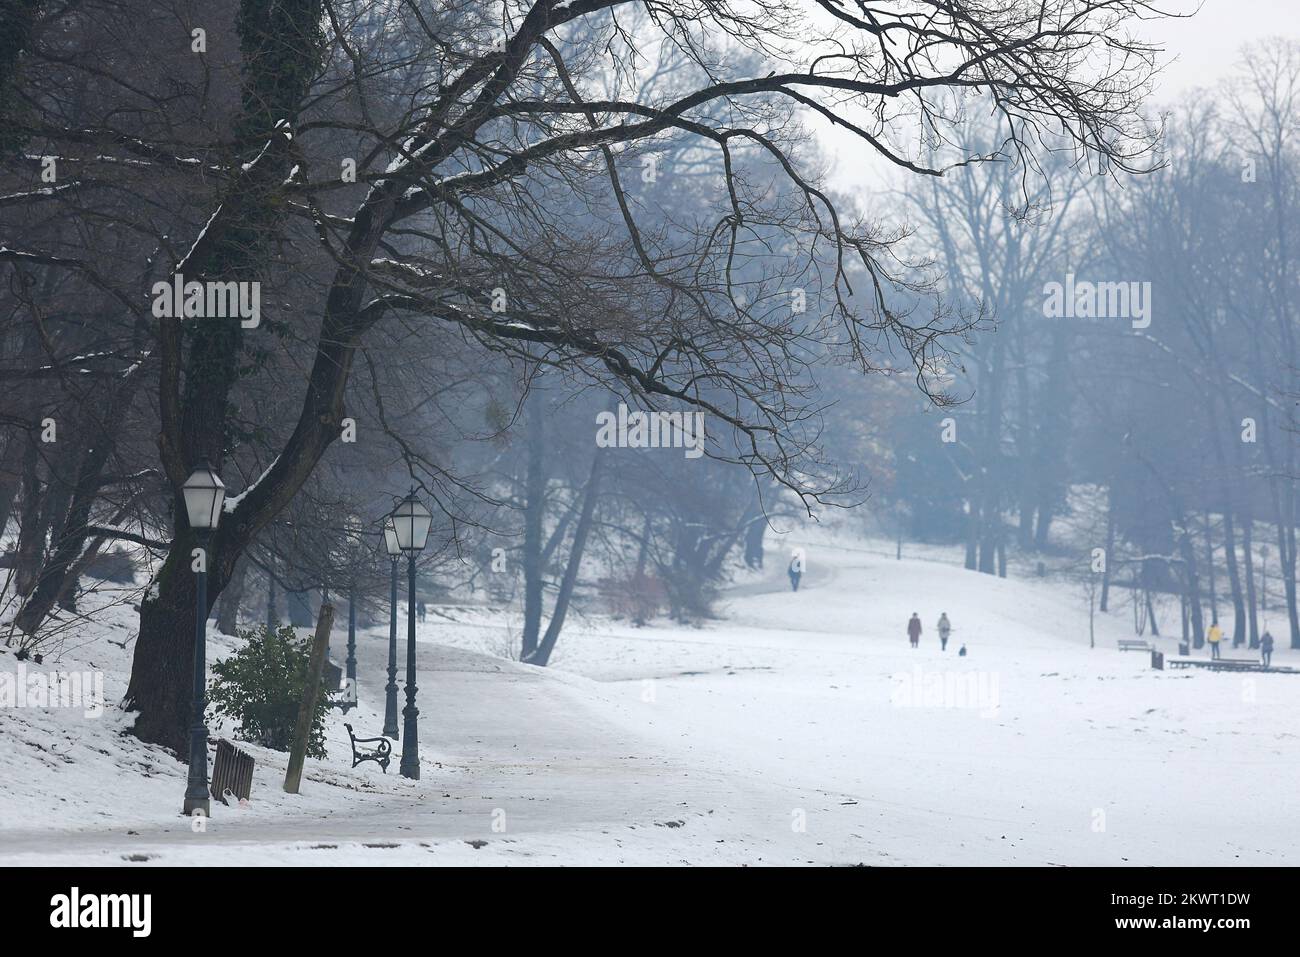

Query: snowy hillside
[{"left": 2, "top": 525, "right": 1297, "bottom": 866}]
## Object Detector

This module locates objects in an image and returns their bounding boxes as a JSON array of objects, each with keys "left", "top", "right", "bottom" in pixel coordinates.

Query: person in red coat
[{"left": 907, "top": 612, "right": 922, "bottom": 648}]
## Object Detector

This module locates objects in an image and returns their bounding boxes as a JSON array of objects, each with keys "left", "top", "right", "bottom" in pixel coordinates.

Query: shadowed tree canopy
[{"left": 0, "top": 0, "right": 1165, "bottom": 749}]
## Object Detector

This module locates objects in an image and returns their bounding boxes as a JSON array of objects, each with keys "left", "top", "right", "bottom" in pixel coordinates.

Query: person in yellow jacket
[{"left": 1207, "top": 619, "right": 1224, "bottom": 660}]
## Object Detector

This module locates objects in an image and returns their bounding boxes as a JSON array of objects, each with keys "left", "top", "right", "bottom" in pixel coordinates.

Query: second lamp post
[
  {"left": 382, "top": 517, "right": 401, "bottom": 739},
  {"left": 390, "top": 492, "right": 431, "bottom": 779},
  {"left": 181, "top": 461, "right": 225, "bottom": 816}
]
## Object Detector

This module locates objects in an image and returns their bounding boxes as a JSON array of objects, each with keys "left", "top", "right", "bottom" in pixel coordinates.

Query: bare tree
[{"left": 1, "top": 0, "right": 1164, "bottom": 749}]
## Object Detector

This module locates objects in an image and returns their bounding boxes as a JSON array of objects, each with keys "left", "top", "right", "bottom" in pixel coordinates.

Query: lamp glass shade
[
  {"left": 182, "top": 462, "right": 226, "bottom": 531},
  {"left": 391, "top": 494, "right": 432, "bottom": 553},
  {"left": 383, "top": 517, "right": 401, "bottom": 556}
]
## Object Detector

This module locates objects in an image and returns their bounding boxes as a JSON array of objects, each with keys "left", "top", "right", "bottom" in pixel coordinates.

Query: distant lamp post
[
  {"left": 382, "top": 517, "right": 401, "bottom": 739},
  {"left": 181, "top": 461, "right": 225, "bottom": 816},
  {"left": 391, "top": 492, "right": 432, "bottom": 779},
  {"left": 338, "top": 516, "right": 363, "bottom": 712}
]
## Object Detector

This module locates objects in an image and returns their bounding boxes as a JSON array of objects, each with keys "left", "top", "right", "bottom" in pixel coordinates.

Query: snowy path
[
  {"left": 1, "top": 639, "right": 842, "bottom": 865},
  {"left": 4, "top": 532, "right": 1298, "bottom": 865}
]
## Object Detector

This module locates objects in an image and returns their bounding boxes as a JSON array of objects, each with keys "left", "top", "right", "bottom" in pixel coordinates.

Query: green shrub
[{"left": 207, "top": 624, "right": 329, "bottom": 758}]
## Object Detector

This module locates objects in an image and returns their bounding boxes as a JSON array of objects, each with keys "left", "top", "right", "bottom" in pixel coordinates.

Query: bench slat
[{"left": 210, "top": 739, "right": 255, "bottom": 803}]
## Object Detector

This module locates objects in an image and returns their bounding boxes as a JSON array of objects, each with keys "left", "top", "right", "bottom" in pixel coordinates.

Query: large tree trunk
[
  {"left": 124, "top": 529, "right": 235, "bottom": 751},
  {"left": 1203, "top": 511, "right": 1218, "bottom": 626},
  {"left": 977, "top": 505, "right": 997, "bottom": 574},
  {"left": 1178, "top": 524, "right": 1206, "bottom": 648},
  {"left": 744, "top": 510, "right": 766, "bottom": 569},
  {"left": 540, "top": 496, "right": 578, "bottom": 566},
  {"left": 632, "top": 514, "right": 655, "bottom": 624},
  {"left": 216, "top": 558, "right": 247, "bottom": 636},
  {"left": 1014, "top": 335, "right": 1034, "bottom": 551},
  {"left": 1243, "top": 512, "right": 1259, "bottom": 648},
  {"left": 736, "top": 484, "right": 766, "bottom": 570},
  {"left": 527, "top": 453, "right": 604, "bottom": 667},
  {"left": 1262, "top": 140, "right": 1300, "bottom": 648},
  {"left": 1250, "top": 329, "right": 1298, "bottom": 647},
  {"left": 521, "top": 389, "right": 546, "bottom": 660},
  {"left": 1206, "top": 397, "right": 1247, "bottom": 646},
  {"left": 124, "top": 0, "right": 329, "bottom": 749},
  {"left": 964, "top": 500, "right": 978, "bottom": 570},
  {"left": 12, "top": 434, "right": 47, "bottom": 597},
  {"left": 1221, "top": 508, "right": 1246, "bottom": 647},
  {"left": 1099, "top": 486, "right": 1116, "bottom": 612},
  {"left": 1282, "top": 516, "right": 1300, "bottom": 649},
  {"left": 1032, "top": 329, "right": 1070, "bottom": 552},
  {"left": 0, "top": 0, "right": 41, "bottom": 155},
  {"left": 977, "top": 331, "right": 1007, "bottom": 576}
]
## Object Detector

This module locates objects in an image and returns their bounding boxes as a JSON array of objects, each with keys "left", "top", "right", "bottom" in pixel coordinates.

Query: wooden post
[{"left": 284, "top": 602, "right": 334, "bottom": 794}]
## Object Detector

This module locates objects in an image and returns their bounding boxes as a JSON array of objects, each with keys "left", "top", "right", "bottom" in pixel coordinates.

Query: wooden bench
[
  {"left": 345, "top": 723, "right": 392, "bottom": 773},
  {"left": 210, "top": 739, "right": 255, "bottom": 805},
  {"left": 1169, "top": 657, "right": 1263, "bottom": 672},
  {"left": 1167, "top": 657, "right": 1300, "bottom": 674},
  {"left": 1117, "top": 639, "right": 1152, "bottom": 652}
]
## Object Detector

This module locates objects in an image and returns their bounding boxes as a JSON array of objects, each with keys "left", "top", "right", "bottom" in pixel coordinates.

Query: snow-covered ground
[{"left": 3, "top": 523, "right": 1297, "bottom": 866}]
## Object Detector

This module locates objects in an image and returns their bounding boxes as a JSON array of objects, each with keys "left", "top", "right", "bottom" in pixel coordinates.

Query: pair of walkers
[
  {"left": 1201, "top": 620, "right": 1277, "bottom": 668},
  {"left": 907, "top": 612, "right": 953, "bottom": 651}
]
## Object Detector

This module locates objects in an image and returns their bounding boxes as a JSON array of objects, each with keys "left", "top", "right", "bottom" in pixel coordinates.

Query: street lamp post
[
  {"left": 382, "top": 517, "right": 401, "bottom": 739},
  {"left": 341, "top": 517, "right": 362, "bottom": 711},
  {"left": 343, "top": 586, "right": 358, "bottom": 707},
  {"left": 181, "top": 461, "right": 225, "bottom": 816},
  {"left": 390, "top": 492, "right": 432, "bottom": 779}
]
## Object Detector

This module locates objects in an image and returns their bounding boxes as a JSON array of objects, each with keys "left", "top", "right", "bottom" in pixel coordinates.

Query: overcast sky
[
  {"left": 1152, "top": 0, "right": 1295, "bottom": 100},
  {"left": 823, "top": 0, "right": 1300, "bottom": 198}
]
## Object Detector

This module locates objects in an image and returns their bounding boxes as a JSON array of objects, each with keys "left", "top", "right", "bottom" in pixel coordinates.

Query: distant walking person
[
  {"left": 1261, "top": 630, "right": 1274, "bottom": 668},
  {"left": 1207, "top": 619, "right": 1223, "bottom": 660},
  {"left": 937, "top": 612, "right": 952, "bottom": 651},
  {"left": 907, "top": 612, "right": 922, "bottom": 648},
  {"left": 788, "top": 549, "right": 805, "bottom": 592},
  {"left": 417, "top": 600, "right": 427, "bottom": 623}
]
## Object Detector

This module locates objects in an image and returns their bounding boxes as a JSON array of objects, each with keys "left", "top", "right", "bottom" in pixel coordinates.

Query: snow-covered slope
[{"left": 2, "top": 527, "right": 1296, "bottom": 865}]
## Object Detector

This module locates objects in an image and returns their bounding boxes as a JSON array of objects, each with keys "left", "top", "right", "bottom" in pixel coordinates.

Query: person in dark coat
[
  {"left": 907, "top": 612, "right": 922, "bottom": 648},
  {"left": 417, "top": 600, "right": 427, "bottom": 623},
  {"left": 937, "top": 612, "right": 952, "bottom": 651},
  {"left": 788, "top": 553, "right": 803, "bottom": 592},
  {"left": 1261, "top": 630, "right": 1274, "bottom": 668}
]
